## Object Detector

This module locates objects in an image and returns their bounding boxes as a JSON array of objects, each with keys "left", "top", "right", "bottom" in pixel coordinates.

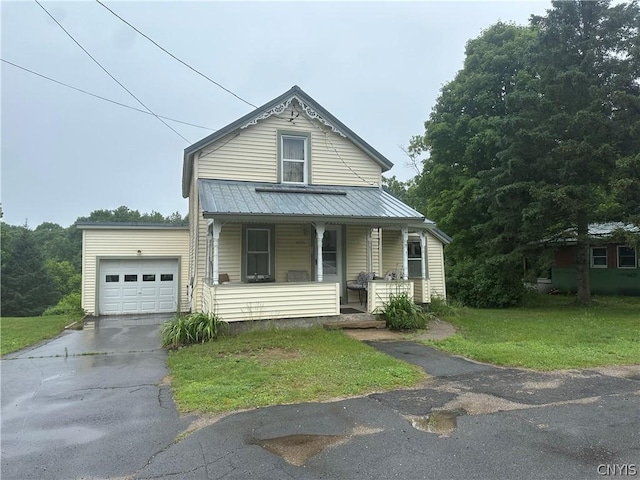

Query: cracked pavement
[{"left": 2, "top": 319, "right": 639, "bottom": 479}]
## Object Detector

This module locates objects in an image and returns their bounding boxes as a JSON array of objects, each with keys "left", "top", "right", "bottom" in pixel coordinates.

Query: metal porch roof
[{"left": 198, "top": 180, "right": 425, "bottom": 222}]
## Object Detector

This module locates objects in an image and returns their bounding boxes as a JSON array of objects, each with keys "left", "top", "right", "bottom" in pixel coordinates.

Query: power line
[
  {"left": 34, "top": 0, "right": 190, "bottom": 143},
  {"left": 95, "top": 0, "right": 258, "bottom": 110},
  {"left": 1, "top": 59, "right": 216, "bottom": 131}
]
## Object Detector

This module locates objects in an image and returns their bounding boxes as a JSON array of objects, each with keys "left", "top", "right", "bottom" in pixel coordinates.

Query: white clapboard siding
[
  {"left": 427, "top": 231, "right": 447, "bottom": 299},
  {"left": 196, "top": 102, "right": 381, "bottom": 186},
  {"left": 345, "top": 225, "right": 369, "bottom": 303},
  {"left": 218, "top": 223, "right": 242, "bottom": 282},
  {"left": 381, "top": 229, "right": 403, "bottom": 277},
  {"left": 275, "top": 224, "right": 312, "bottom": 283},
  {"left": 82, "top": 228, "right": 189, "bottom": 315},
  {"left": 367, "top": 281, "right": 414, "bottom": 314},
  {"left": 412, "top": 279, "right": 431, "bottom": 304},
  {"left": 204, "top": 282, "right": 340, "bottom": 322}
]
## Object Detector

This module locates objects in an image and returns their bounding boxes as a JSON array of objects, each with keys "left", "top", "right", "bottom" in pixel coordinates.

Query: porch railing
[
  {"left": 203, "top": 281, "right": 340, "bottom": 322},
  {"left": 367, "top": 280, "right": 414, "bottom": 313}
]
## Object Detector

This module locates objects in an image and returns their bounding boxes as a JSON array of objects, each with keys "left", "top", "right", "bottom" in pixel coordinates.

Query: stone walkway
[{"left": 342, "top": 317, "right": 456, "bottom": 342}]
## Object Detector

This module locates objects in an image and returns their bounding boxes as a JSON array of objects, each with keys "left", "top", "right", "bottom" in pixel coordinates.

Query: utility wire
[
  {"left": 34, "top": 0, "right": 190, "bottom": 143},
  {"left": 1, "top": 59, "right": 216, "bottom": 131},
  {"left": 95, "top": 0, "right": 258, "bottom": 109}
]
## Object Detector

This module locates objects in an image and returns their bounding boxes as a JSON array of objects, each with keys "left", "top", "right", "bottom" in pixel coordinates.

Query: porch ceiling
[{"left": 198, "top": 179, "right": 425, "bottom": 223}]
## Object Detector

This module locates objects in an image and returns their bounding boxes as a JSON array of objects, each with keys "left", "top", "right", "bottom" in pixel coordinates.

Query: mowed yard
[
  {"left": 0, "top": 314, "right": 82, "bottom": 356},
  {"left": 423, "top": 295, "right": 640, "bottom": 370}
]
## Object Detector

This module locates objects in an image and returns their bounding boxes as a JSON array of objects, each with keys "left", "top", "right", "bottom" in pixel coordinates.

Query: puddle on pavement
[
  {"left": 255, "top": 434, "right": 349, "bottom": 466},
  {"left": 253, "top": 425, "right": 383, "bottom": 466},
  {"left": 409, "top": 409, "right": 463, "bottom": 435}
]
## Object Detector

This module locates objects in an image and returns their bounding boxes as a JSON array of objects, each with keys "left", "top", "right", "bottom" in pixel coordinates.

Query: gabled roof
[
  {"left": 198, "top": 180, "right": 423, "bottom": 224},
  {"left": 182, "top": 85, "right": 394, "bottom": 197},
  {"left": 548, "top": 222, "right": 640, "bottom": 244}
]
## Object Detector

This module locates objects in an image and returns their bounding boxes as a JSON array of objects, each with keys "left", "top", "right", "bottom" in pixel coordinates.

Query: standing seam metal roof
[{"left": 198, "top": 180, "right": 425, "bottom": 220}]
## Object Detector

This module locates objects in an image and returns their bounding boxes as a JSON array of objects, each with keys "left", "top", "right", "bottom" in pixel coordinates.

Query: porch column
[
  {"left": 401, "top": 226, "right": 409, "bottom": 281},
  {"left": 366, "top": 228, "right": 373, "bottom": 273},
  {"left": 211, "top": 220, "right": 222, "bottom": 285},
  {"left": 315, "top": 222, "right": 325, "bottom": 282},
  {"left": 420, "top": 231, "right": 427, "bottom": 280}
]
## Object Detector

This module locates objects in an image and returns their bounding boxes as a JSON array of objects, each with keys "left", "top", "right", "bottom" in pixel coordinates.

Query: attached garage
[
  {"left": 78, "top": 223, "right": 189, "bottom": 316},
  {"left": 99, "top": 259, "right": 179, "bottom": 314}
]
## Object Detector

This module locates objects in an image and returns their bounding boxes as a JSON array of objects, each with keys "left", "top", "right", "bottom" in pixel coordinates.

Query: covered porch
[{"left": 196, "top": 180, "right": 438, "bottom": 323}]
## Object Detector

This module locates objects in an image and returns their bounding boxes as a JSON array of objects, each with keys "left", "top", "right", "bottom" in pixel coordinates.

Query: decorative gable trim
[{"left": 240, "top": 95, "right": 346, "bottom": 138}]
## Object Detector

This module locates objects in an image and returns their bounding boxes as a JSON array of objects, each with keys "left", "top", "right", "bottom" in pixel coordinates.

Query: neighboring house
[
  {"left": 81, "top": 86, "right": 451, "bottom": 320},
  {"left": 551, "top": 222, "right": 639, "bottom": 296}
]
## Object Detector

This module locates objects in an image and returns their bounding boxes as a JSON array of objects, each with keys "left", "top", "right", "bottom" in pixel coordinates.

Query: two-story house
[{"left": 80, "top": 86, "right": 450, "bottom": 322}]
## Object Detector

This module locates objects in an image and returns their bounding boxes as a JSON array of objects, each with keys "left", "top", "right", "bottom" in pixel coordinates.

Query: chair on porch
[
  {"left": 287, "top": 270, "right": 310, "bottom": 282},
  {"left": 347, "top": 271, "right": 375, "bottom": 306}
]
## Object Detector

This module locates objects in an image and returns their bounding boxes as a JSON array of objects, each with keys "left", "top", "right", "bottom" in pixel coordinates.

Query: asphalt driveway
[
  {"left": 2, "top": 321, "right": 639, "bottom": 480},
  {"left": 1, "top": 314, "right": 191, "bottom": 480}
]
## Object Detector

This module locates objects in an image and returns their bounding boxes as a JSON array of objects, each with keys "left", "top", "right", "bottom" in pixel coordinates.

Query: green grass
[
  {"left": 167, "top": 327, "right": 425, "bottom": 413},
  {"left": 424, "top": 295, "right": 640, "bottom": 370},
  {"left": 1, "top": 314, "right": 81, "bottom": 356}
]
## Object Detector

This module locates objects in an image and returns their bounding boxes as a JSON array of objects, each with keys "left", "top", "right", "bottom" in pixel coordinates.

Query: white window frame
[
  {"left": 590, "top": 246, "right": 608, "bottom": 268},
  {"left": 407, "top": 240, "right": 422, "bottom": 278},
  {"left": 281, "top": 134, "right": 308, "bottom": 185},
  {"left": 617, "top": 245, "right": 637, "bottom": 269},
  {"left": 246, "top": 228, "right": 271, "bottom": 278}
]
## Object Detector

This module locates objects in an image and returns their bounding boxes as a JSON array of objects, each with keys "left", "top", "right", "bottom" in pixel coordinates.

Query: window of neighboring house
[
  {"left": 246, "top": 228, "right": 271, "bottom": 278},
  {"left": 281, "top": 135, "right": 308, "bottom": 184},
  {"left": 590, "top": 247, "right": 607, "bottom": 268},
  {"left": 408, "top": 241, "right": 423, "bottom": 278},
  {"left": 617, "top": 246, "right": 637, "bottom": 268}
]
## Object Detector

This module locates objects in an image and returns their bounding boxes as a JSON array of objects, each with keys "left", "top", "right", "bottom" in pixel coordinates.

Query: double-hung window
[
  {"left": 617, "top": 246, "right": 637, "bottom": 269},
  {"left": 590, "top": 247, "right": 607, "bottom": 268},
  {"left": 408, "top": 241, "right": 423, "bottom": 278},
  {"left": 246, "top": 228, "right": 271, "bottom": 278},
  {"left": 280, "top": 134, "right": 308, "bottom": 184}
]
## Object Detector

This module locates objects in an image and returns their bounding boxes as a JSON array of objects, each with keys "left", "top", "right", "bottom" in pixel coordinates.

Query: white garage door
[{"left": 99, "top": 259, "right": 178, "bottom": 315}]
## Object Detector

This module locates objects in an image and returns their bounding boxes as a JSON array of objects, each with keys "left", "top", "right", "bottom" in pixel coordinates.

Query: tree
[
  {"left": 1, "top": 226, "right": 57, "bottom": 316},
  {"left": 501, "top": 0, "right": 640, "bottom": 304},
  {"left": 410, "top": 2, "right": 639, "bottom": 306},
  {"left": 409, "top": 22, "right": 538, "bottom": 306}
]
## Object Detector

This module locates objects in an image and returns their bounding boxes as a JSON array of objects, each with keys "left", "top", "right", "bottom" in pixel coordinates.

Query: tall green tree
[
  {"left": 410, "top": 1, "right": 639, "bottom": 306},
  {"left": 499, "top": 0, "right": 640, "bottom": 304},
  {"left": 1, "top": 225, "right": 57, "bottom": 316},
  {"left": 409, "top": 22, "right": 538, "bottom": 306}
]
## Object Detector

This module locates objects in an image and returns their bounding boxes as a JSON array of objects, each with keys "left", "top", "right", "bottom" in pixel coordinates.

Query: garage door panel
[
  {"left": 158, "top": 286, "right": 174, "bottom": 296},
  {"left": 102, "top": 288, "right": 121, "bottom": 298},
  {"left": 122, "top": 288, "right": 139, "bottom": 298},
  {"left": 99, "top": 259, "right": 178, "bottom": 315}
]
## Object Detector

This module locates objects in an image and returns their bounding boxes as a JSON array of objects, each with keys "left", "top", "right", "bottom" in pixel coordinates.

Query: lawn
[
  {"left": 1, "top": 314, "right": 81, "bottom": 356},
  {"left": 167, "top": 327, "right": 425, "bottom": 413},
  {"left": 424, "top": 295, "right": 640, "bottom": 370}
]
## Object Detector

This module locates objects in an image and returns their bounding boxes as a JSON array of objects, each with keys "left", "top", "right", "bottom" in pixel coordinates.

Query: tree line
[
  {"left": 1, "top": 207, "right": 187, "bottom": 317},
  {"left": 386, "top": 0, "right": 640, "bottom": 307}
]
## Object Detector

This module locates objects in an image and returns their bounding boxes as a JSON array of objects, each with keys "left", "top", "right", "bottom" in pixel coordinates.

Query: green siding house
[{"left": 551, "top": 223, "right": 639, "bottom": 296}]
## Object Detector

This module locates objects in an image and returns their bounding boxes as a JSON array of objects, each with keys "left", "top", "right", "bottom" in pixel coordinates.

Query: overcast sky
[{"left": 1, "top": 1, "right": 550, "bottom": 228}]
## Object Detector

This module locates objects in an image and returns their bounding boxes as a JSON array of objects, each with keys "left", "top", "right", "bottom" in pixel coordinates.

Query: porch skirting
[{"left": 203, "top": 281, "right": 340, "bottom": 322}]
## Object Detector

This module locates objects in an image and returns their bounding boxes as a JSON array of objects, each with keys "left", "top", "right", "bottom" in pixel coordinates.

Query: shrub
[
  {"left": 162, "top": 312, "right": 228, "bottom": 348},
  {"left": 427, "top": 295, "right": 462, "bottom": 318},
  {"left": 380, "top": 293, "right": 428, "bottom": 331},
  {"left": 42, "top": 292, "right": 84, "bottom": 318}
]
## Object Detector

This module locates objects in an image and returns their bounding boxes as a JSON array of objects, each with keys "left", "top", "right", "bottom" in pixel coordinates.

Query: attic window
[{"left": 281, "top": 134, "right": 308, "bottom": 184}]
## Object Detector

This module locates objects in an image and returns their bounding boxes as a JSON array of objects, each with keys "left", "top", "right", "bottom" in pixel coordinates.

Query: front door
[{"left": 318, "top": 226, "right": 342, "bottom": 292}]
